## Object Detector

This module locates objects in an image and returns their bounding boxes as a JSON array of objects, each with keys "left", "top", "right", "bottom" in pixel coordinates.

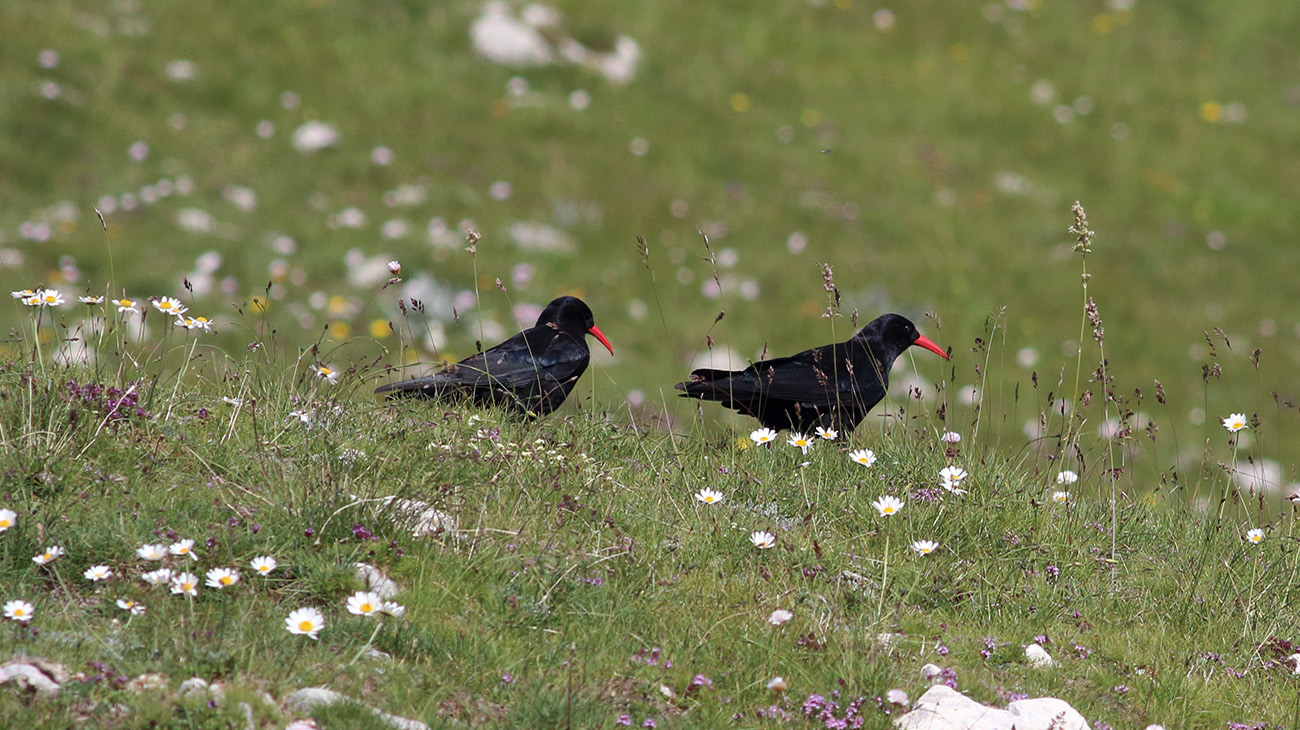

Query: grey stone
[{"left": 0, "top": 663, "right": 61, "bottom": 694}]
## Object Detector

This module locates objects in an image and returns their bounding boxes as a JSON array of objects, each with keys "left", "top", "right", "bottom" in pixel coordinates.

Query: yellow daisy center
[
  {"left": 220, "top": 576, "right": 233, "bottom": 585},
  {"left": 0, "top": 519, "right": 10, "bottom": 528},
  {"left": 882, "top": 507, "right": 895, "bottom": 514},
  {"left": 298, "top": 620, "right": 314, "bottom": 631},
  {"left": 13, "top": 608, "right": 26, "bottom": 616},
  {"left": 360, "top": 602, "right": 373, "bottom": 612}
]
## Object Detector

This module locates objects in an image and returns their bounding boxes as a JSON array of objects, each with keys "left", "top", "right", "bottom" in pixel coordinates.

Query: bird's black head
[
  {"left": 855, "top": 313, "right": 949, "bottom": 360},
  {"left": 538, "top": 296, "right": 614, "bottom": 355}
]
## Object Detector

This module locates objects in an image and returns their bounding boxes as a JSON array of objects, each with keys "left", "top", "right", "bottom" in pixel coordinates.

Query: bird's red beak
[
  {"left": 914, "top": 334, "right": 949, "bottom": 360},
  {"left": 588, "top": 325, "right": 614, "bottom": 356}
]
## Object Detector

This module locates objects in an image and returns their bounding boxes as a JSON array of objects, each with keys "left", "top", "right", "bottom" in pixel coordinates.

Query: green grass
[{"left": 1, "top": 340, "right": 1299, "bottom": 728}]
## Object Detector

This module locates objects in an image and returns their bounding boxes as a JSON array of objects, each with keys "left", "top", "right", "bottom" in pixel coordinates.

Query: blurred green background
[{"left": 4, "top": 0, "right": 1299, "bottom": 489}]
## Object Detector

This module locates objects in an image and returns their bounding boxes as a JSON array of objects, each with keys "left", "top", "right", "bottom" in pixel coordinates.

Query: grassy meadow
[{"left": 4, "top": 0, "right": 1300, "bottom": 727}]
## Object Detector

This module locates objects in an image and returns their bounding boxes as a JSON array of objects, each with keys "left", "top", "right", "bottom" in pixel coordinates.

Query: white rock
[
  {"left": 1007, "top": 697, "right": 1089, "bottom": 730},
  {"left": 354, "top": 563, "right": 401, "bottom": 599},
  {"left": 895, "top": 686, "right": 1091, "bottom": 730},
  {"left": 0, "top": 663, "right": 60, "bottom": 694},
  {"left": 1025, "top": 643, "right": 1057, "bottom": 668},
  {"left": 285, "top": 688, "right": 428, "bottom": 730},
  {"left": 919, "top": 663, "right": 944, "bottom": 682},
  {"left": 378, "top": 496, "right": 457, "bottom": 538}
]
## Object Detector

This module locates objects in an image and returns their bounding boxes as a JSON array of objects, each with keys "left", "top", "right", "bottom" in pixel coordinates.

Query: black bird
[
  {"left": 376, "top": 296, "right": 614, "bottom": 417},
  {"left": 675, "top": 313, "right": 949, "bottom": 432}
]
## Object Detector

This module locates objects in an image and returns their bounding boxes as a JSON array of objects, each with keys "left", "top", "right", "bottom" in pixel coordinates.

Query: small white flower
[
  {"left": 286, "top": 607, "right": 325, "bottom": 639},
  {"left": 136, "top": 544, "right": 167, "bottom": 561},
  {"left": 3, "top": 600, "right": 34, "bottom": 623},
  {"left": 116, "top": 599, "right": 146, "bottom": 615},
  {"left": 79, "top": 295, "right": 105, "bottom": 305},
  {"left": 767, "top": 609, "right": 793, "bottom": 625},
  {"left": 290, "top": 409, "right": 311, "bottom": 425},
  {"left": 1052, "top": 491, "right": 1071, "bottom": 504},
  {"left": 84, "top": 565, "right": 113, "bottom": 582},
  {"left": 151, "top": 296, "right": 188, "bottom": 316},
  {"left": 314, "top": 365, "right": 339, "bottom": 384},
  {"left": 1247, "top": 528, "right": 1265, "bottom": 545},
  {"left": 142, "top": 568, "right": 175, "bottom": 586},
  {"left": 939, "top": 465, "right": 969, "bottom": 494},
  {"left": 750, "top": 428, "right": 778, "bottom": 445},
  {"left": 114, "top": 297, "right": 139, "bottom": 314},
  {"left": 694, "top": 488, "right": 724, "bottom": 505},
  {"left": 21, "top": 294, "right": 40, "bottom": 307},
  {"left": 849, "top": 449, "right": 876, "bottom": 467},
  {"left": 169, "top": 539, "right": 198, "bottom": 561},
  {"left": 0, "top": 508, "right": 15, "bottom": 531},
  {"left": 11, "top": 289, "right": 36, "bottom": 300},
  {"left": 873, "top": 495, "right": 904, "bottom": 517},
  {"left": 911, "top": 540, "right": 939, "bottom": 555},
  {"left": 886, "top": 689, "right": 910, "bottom": 706},
  {"left": 170, "top": 572, "right": 200, "bottom": 596},
  {"left": 380, "top": 601, "right": 406, "bottom": 617},
  {"left": 1056, "top": 470, "right": 1079, "bottom": 485},
  {"left": 815, "top": 427, "right": 837, "bottom": 441},
  {"left": 387, "top": 260, "right": 401, "bottom": 275},
  {"left": 786, "top": 432, "right": 814, "bottom": 454},
  {"left": 940, "top": 431, "right": 962, "bottom": 443},
  {"left": 177, "top": 315, "right": 213, "bottom": 332},
  {"left": 35, "top": 289, "right": 65, "bottom": 307},
  {"left": 32, "top": 546, "right": 64, "bottom": 565},
  {"left": 1222, "top": 413, "right": 1249, "bottom": 433},
  {"left": 250, "top": 556, "right": 277, "bottom": 575},
  {"left": 749, "top": 530, "right": 776, "bottom": 549},
  {"left": 205, "top": 567, "right": 240, "bottom": 588},
  {"left": 221, "top": 396, "right": 244, "bottom": 407},
  {"left": 346, "top": 591, "right": 383, "bottom": 616},
  {"left": 1025, "top": 643, "right": 1056, "bottom": 668}
]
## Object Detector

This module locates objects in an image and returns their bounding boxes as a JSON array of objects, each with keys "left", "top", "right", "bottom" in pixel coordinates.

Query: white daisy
[
  {"left": 79, "top": 295, "right": 106, "bottom": 305},
  {"left": 346, "top": 591, "right": 382, "bottom": 616},
  {"left": 84, "top": 565, "right": 113, "bottom": 582},
  {"left": 32, "top": 546, "right": 64, "bottom": 565},
  {"left": 250, "top": 556, "right": 277, "bottom": 575},
  {"left": 815, "top": 427, "right": 838, "bottom": 441},
  {"left": 1056, "top": 470, "right": 1079, "bottom": 485},
  {"left": 694, "top": 488, "right": 724, "bottom": 505},
  {"left": 11, "top": 289, "right": 36, "bottom": 300},
  {"left": 1247, "top": 528, "right": 1265, "bottom": 545},
  {"left": 151, "top": 296, "right": 188, "bottom": 316},
  {"left": 204, "top": 567, "right": 240, "bottom": 588},
  {"left": 380, "top": 601, "right": 406, "bottom": 617},
  {"left": 911, "top": 540, "right": 939, "bottom": 555},
  {"left": 940, "top": 431, "right": 962, "bottom": 443},
  {"left": 1052, "top": 491, "right": 1071, "bottom": 504},
  {"left": 750, "top": 428, "right": 778, "bottom": 445},
  {"left": 939, "top": 466, "right": 968, "bottom": 494},
  {"left": 286, "top": 607, "right": 325, "bottom": 639},
  {"left": 749, "top": 530, "right": 776, "bottom": 549},
  {"left": 1222, "top": 413, "right": 1249, "bottom": 433},
  {"left": 169, "top": 538, "right": 198, "bottom": 561},
  {"left": 314, "top": 365, "right": 339, "bottom": 384},
  {"left": 0, "top": 508, "right": 15, "bottom": 531},
  {"left": 849, "top": 449, "right": 876, "bottom": 467},
  {"left": 114, "top": 297, "right": 139, "bottom": 314},
  {"left": 35, "top": 289, "right": 65, "bottom": 307},
  {"left": 873, "top": 495, "right": 904, "bottom": 517},
  {"left": 3, "top": 600, "right": 34, "bottom": 623},
  {"left": 170, "top": 572, "right": 200, "bottom": 596},
  {"left": 787, "top": 432, "right": 813, "bottom": 455},
  {"left": 136, "top": 544, "right": 167, "bottom": 561},
  {"left": 116, "top": 599, "right": 146, "bottom": 615},
  {"left": 142, "top": 568, "right": 175, "bottom": 586}
]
